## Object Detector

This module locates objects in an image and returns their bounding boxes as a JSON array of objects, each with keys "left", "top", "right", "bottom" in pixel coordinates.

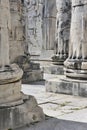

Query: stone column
[
  {"left": 42, "top": 0, "right": 56, "bottom": 50},
  {"left": 64, "top": 0, "right": 87, "bottom": 79},
  {"left": 9, "top": 0, "right": 25, "bottom": 63},
  {"left": 24, "top": 0, "right": 43, "bottom": 56},
  {"left": 52, "top": 0, "right": 71, "bottom": 65},
  {"left": 0, "top": 0, "right": 11, "bottom": 68},
  {"left": 0, "top": 1, "right": 45, "bottom": 129},
  {"left": 9, "top": 0, "right": 43, "bottom": 83}
]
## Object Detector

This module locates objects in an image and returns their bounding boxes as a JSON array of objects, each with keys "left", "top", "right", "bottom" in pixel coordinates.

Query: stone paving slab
[
  {"left": 21, "top": 74, "right": 87, "bottom": 123},
  {"left": 18, "top": 73, "right": 87, "bottom": 130}
]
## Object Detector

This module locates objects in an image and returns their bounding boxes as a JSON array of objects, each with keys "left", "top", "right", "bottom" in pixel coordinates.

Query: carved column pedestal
[
  {"left": 52, "top": 0, "right": 71, "bottom": 65},
  {"left": 64, "top": 0, "right": 87, "bottom": 79}
]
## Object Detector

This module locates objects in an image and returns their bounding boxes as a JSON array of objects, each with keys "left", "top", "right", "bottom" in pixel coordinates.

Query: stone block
[
  {"left": 46, "top": 75, "right": 87, "bottom": 97},
  {"left": 42, "top": 65, "right": 64, "bottom": 75},
  {"left": 22, "top": 70, "right": 43, "bottom": 83},
  {"left": 0, "top": 95, "right": 45, "bottom": 130}
]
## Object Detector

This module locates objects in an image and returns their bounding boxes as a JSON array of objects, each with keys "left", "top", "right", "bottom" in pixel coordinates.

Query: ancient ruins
[
  {"left": 1, "top": 0, "right": 87, "bottom": 129},
  {"left": 64, "top": 0, "right": 87, "bottom": 79},
  {"left": 0, "top": 0, "right": 44, "bottom": 130},
  {"left": 9, "top": 0, "right": 43, "bottom": 83},
  {"left": 46, "top": 0, "right": 87, "bottom": 97}
]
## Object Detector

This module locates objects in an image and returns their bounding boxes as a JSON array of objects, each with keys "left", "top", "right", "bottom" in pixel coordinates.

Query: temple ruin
[{"left": 1, "top": 0, "right": 87, "bottom": 129}]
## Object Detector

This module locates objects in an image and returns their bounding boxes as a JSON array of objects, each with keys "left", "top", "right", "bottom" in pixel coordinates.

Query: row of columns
[{"left": 54, "top": 0, "right": 87, "bottom": 79}]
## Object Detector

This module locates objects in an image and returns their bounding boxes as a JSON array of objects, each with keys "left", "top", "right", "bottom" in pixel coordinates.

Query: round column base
[
  {"left": 64, "top": 59, "right": 87, "bottom": 79},
  {"left": 51, "top": 54, "right": 66, "bottom": 65},
  {"left": 64, "top": 67, "right": 87, "bottom": 79},
  {"left": 0, "top": 64, "right": 23, "bottom": 104}
]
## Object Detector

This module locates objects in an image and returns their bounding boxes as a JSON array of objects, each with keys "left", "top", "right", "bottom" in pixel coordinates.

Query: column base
[
  {"left": 0, "top": 64, "right": 45, "bottom": 130},
  {"left": 0, "top": 64, "right": 23, "bottom": 104},
  {"left": 64, "top": 68, "right": 87, "bottom": 79},
  {"left": 46, "top": 75, "right": 87, "bottom": 97},
  {"left": 64, "top": 59, "right": 87, "bottom": 79},
  {"left": 52, "top": 54, "right": 66, "bottom": 65},
  {"left": 0, "top": 94, "right": 45, "bottom": 130}
]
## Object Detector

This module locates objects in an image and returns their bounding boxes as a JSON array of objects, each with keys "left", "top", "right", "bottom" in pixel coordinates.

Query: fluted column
[
  {"left": 52, "top": 0, "right": 71, "bottom": 65},
  {"left": 64, "top": 0, "right": 87, "bottom": 79}
]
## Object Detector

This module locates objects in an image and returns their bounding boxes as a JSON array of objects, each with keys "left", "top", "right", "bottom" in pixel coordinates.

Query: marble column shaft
[{"left": 64, "top": 0, "right": 87, "bottom": 79}]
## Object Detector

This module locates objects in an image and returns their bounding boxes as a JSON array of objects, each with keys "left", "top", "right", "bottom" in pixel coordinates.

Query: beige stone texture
[
  {"left": 0, "top": 0, "right": 11, "bottom": 67},
  {"left": 0, "top": 95, "right": 45, "bottom": 130},
  {"left": 9, "top": 0, "right": 25, "bottom": 63},
  {"left": 43, "top": 0, "right": 56, "bottom": 50}
]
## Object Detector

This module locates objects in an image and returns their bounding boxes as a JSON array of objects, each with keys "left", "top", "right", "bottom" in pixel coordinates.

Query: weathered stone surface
[
  {"left": 64, "top": 0, "right": 87, "bottom": 79},
  {"left": 0, "top": 1, "right": 45, "bottom": 130},
  {"left": 0, "top": 95, "right": 45, "bottom": 130},
  {"left": 42, "top": 0, "right": 56, "bottom": 50},
  {"left": 0, "top": 81, "right": 21, "bottom": 105},
  {"left": 0, "top": 64, "right": 23, "bottom": 104},
  {"left": 15, "top": 55, "right": 43, "bottom": 83},
  {"left": 9, "top": 0, "right": 43, "bottom": 83},
  {"left": 52, "top": 0, "right": 71, "bottom": 64},
  {"left": 72, "top": 0, "right": 87, "bottom": 6},
  {"left": 46, "top": 75, "right": 87, "bottom": 97},
  {"left": 24, "top": 0, "right": 43, "bottom": 56},
  {"left": 9, "top": 0, "right": 25, "bottom": 63},
  {"left": 22, "top": 70, "right": 43, "bottom": 83},
  {"left": 39, "top": 61, "right": 64, "bottom": 75},
  {"left": 42, "top": 65, "right": 64, "bottom": 75},
  {"left": 24, "top": 0, "right": 56, "bottom": 57},
  {"left": 20, "top": 79, "right": 87, "bottom": 128},
  {"left": 0, "top": 0, "right": 11, "bottom": 67},
  {"left": 0, "top": 64, "right": 23, "bottom": 84}
]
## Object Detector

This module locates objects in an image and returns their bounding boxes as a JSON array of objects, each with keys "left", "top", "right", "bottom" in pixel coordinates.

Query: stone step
[
  {"left": 33, "top": 61, "right": 64, "bottom": 75},
  {"left": 42, "top": 65, "right": 64, "bottom": 75},
  {"left": 45, "top": 75, "right": 87, "bottom": 97}
]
